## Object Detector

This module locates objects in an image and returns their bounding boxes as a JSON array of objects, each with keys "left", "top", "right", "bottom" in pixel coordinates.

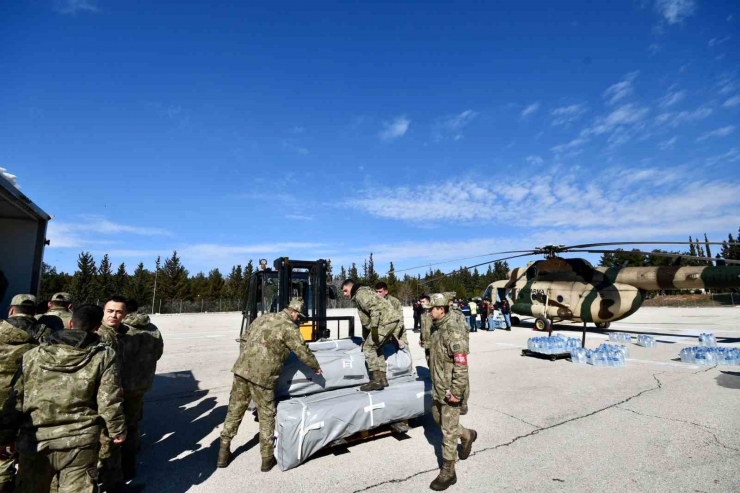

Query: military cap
[
  {"left": 427, "top": 293, "right": 449, "bottom": 308},
  {"left": 10, "top": 294, "right": 37, "bottom": 306},
  {"left": 51, "top": 292, "right": 72, "bottom": 303},
  {"left": 287, "top": 298, "right": 306, "bottom": 318},
  {"left": 442, "top": 291, "right": 457, "bottom": 301}
]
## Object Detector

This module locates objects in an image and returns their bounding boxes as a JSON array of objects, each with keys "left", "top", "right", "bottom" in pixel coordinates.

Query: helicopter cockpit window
[
  {"left": 526, "top": 266, "right": 538, "bottom": 280},
  {"left": 482, "top": 286, "right": 493, "bottom": 301}
]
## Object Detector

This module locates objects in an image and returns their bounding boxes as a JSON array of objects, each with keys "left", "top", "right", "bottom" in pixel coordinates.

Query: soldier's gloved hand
[
  {"left": 0, "top": 444, "right": 14, "bottom": 460},
  {"left": 113, "top": 434, "right": 127, "bottom": 445}
]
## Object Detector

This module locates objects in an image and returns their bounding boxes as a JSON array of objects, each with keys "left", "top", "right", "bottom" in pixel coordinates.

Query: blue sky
[{"left": 2, "top": 0, "right": 739, "bottom": 277}]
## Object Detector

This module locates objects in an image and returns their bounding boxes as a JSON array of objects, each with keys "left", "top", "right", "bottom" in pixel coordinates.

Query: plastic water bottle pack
[
  {"left": 698, "top": 333, "right": 717, "bottom": 347},
  {"left": 608, "top": 332, "right": 632, "bottom": 343},
  {"left": 636, "top": 335, "right": 657, "bottom": 348},
  {"left": 680, "top": 347, "right": 739, "bottom": 366},
  {"left": 527, "top": 334, "right": 581, "bottom": 355},
  {"left": 573, "top": 343, "right": 628, "bottom": 367}
]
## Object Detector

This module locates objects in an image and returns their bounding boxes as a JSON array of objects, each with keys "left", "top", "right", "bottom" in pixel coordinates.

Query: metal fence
[
  {"left": 643, "top": 293, "right": 740, "bottom": 308},
  {"left": 141, "top": 298, "right": 244, "bottom": 314}
]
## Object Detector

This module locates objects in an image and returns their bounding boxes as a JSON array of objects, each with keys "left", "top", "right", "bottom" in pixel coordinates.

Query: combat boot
[
  {"left": 359, "top": 372, "right": 384, "bottom": 392},
  {"left": 429, "top": 460, "right": 457, "bottom": 491},
  {"left": 217, "top": 439, "right": 232, "bottom": 468},
  {"left": 261, "top": 456, "right": 277, "bottom": 472},
  {"left": 379, "top": 373, "right": 389, "bottom": 388},
  {"left": 459, "top": 428, "right": 477, "bottom": 460}
]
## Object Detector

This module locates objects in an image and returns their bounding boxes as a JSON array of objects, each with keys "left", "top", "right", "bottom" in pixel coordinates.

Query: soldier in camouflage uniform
[
  {"left": 443, "top": 292, "right": 470, "bottom": 416},
  {"left": 342, "top": 279, "right": 401, "bottom": 391},
  {"left": 119, "top": 302, "right": 164, "bottom": 480},
  {"left": 218, "top": 298, "right": 321, "bottom": 472},
  {"left": 427, "top": 293, "right": 477, "bottom": 491},
  {"left": 375, "top": 282, "right": 408, "bottom": 347},
  {"left": 417, "top": 295, "right": 434, "bottom": 367},
  {"left": 36, "top": 292, "right": 73, "bottom": 334},
  {"left": 2, "top": 304, "right": 126, "bottom": 493},
  {"left": 0, "top": 295, "right": 49, "bottom": 492},
  {"left": 96, "top": 296, "right": 129, "bottom": 492}
]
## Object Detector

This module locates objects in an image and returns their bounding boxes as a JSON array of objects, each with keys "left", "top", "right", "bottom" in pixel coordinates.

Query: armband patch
[{"left": 453, "top": 353, "right": 468, "bottom": 365}]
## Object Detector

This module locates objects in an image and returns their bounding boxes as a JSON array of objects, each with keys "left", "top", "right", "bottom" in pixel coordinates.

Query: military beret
[
  {"left": 11, "top": 294, "right": 37, "bottom": 306},
  {"left": 51, "top": 292, "right": 72, "bottom": 303}
]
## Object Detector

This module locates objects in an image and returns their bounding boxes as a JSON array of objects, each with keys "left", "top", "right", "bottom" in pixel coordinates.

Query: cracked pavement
[{"left": 135, "top": 307, "right": 740, "bottom": 493}]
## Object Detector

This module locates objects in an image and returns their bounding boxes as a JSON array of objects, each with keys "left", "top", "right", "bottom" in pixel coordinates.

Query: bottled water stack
[
  {"left": 680, "top": 347, "right": 739, "bottom": 366},
  {"left": 572, "top": 343, "right": 627, "bottom": 367},
  {"left": 527, "top": 334, "right": 581, "bottom": 355},
  {"left": 698, "top": 333, "right": 717, "bottom": 347},
  {"left": 636, "top": 335, "right": 657, "bottom": 348},
  {"left": 570, "top": 347, "right": 588, "bottom": 364},
  {"left": 608, "top": 332, "right": 632, "bottom": 343}
]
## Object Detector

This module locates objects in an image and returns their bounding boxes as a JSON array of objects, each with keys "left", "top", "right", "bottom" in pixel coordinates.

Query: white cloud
[
  {"left": 550, "top": 104, "right": 587, "bottom": 126},
  {"left": 658, "top": 89, "right": 686, "bottom": 108},
  {"left": 520, "top": 102, "right": 541, "bottom": 118},
  {"left": 281, "top": 140, "right": 309, "bottom": 155},
  {"left": 655, "top": 106, "right": 712, "bottom": 127},
  {"left": 696, "top": 125, "right": 736, "bottom": 142},
  {"left": 550, "top": 138, "right": 588, "bottom": 154},
  {"left": 285, "top": 214, "right": 314, "bottom": 221},
  {"left": 716, "top": 74, "right": 737, "bottom": 96},
  {"left": 603, "top": 72, "right": 639, "bottom": 105},
  {"left": 724, "top": 95, "right": 740, "bottom": 108},
  {"left": 708, "top": 36, "right": 731, "bottom": 47},
  {"left": 583, "top": 103, "right": 650, "bottom": 136},
  {"left": 47, "top": 217, "right": 170, "bottom": 249},
  {"left": 526, "top": 155, "right": 544, "bottom": 165},
  {"left": 655, "top": 0, "right": 696, "bottom": 25},
  {"left": 705, "top": 148, "right": 740, "bottom": 166},
  {"left": 291, "top": 126, "right": 305, "bottom": 134},
  {"left": 379, "top": 116, "right": 411, "bottom": 141},
  {"left": 55, "top": 0, "right": 98, "bottom": 14},
  {"left": 435, "top": 110, "right": 478, "bottom": 141},
  {"left": 658, "top": 136, "right": 678, "bottom": 150}
]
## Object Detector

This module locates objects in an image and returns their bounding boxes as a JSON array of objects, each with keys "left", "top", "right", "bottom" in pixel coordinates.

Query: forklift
[{"left": 240, "top": 257, "right": 355, "bottom": 341}]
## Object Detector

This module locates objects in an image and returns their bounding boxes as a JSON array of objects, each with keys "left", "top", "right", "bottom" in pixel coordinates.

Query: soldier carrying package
[
  {"left": 375, "top": 281, "right": 409, "bottom": 347},
  {"left": 218, "top": 298, "right": 322, "bottom": 472},
  {"left": 341, "top": 279, "right": 401, "bottom": 392},
  {"left": 0, "top": 304, "right": 126, "bottom": 493},
  {"left": 427, "top": 293, "right": 477, "bottom": 491}
]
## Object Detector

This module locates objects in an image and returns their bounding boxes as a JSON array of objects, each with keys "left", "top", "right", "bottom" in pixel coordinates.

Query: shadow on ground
[
  {"left": 131, "top": 371, "right": 228, "bottom": 492},
  {"left": 716, "top": 371, "right": 740, "bottom": 389}
]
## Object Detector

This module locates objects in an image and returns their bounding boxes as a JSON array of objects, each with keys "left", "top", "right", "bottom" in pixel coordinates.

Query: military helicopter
[{"left": 422, "top": 242, "right": 740, "bottom": 332}]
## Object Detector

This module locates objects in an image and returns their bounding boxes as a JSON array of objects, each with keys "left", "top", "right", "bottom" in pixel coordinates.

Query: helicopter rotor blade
[
  {"left": 419, "top": 253, "right": 534, "bottom": 285},
  {"left": 563, "top": 241, "right": 737, "bottom": 250},
  {"left": 567, "top": 249, "right": 740, "bottom": 265},
  {"left": 393, "top": 250, "right": 538, "bottom": 274}
]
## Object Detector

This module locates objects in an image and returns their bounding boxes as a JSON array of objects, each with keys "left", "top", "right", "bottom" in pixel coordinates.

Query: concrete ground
[{"left": 134, "top": 307, "right": 740, "bottom": 493}]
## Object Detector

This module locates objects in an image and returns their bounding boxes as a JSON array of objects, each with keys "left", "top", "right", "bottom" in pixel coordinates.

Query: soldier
[
  {"left": 0, "top": 295, "right": 48, "bottom": 492},
  {"left": 218, "top": 298, "right": 321, "bottom": 472},
  {"left": 427, "top": 293, "right": 477, "bottom": 491},
  {"left": 2, "top": 304, "right": 126, "bottom": 493},
  {"left": 444, "top": 292, "right": 470, "bottom": 416},
  {"left": 119, "top": 300, "right": 164, "bottom": 480},
  {"left": 418, "top": 295, "right": 434, "bottom": 367},
  {"left": 36, "top": 292, "right": 73, "bottom": 334},
  {"left": 341, "top": 279, "right": 401, "bottom": 391},
  {"left": 375, "top": 281, "right": 408, "bottom": 347},
  {"left": 96, "top": 296, "right": 129, "bottom": 492}
]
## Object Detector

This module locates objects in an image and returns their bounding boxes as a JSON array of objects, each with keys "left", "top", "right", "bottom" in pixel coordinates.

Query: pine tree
[
  {"left": 125, "top": 263, "right": 151, "bottom": 307},
  {"left": 325, "top": 259, "right": 333, "bottom": 282},
  {"left": 159, "top": 251, "right": 189, "bottom": 300},
  {"left": 361, "top": 258, "right": 369, "bottom": 283},
  {"left": 689, "top": 236, "right": 697, "bottom": 257},
  {"left": 225, "top": 265, "right": 243, "bottom": 298},
  {"left": 190, "top": 272, "right": 208, "bottom": 299},
  {"left": 367, "top": 253, "right": 379, "bottom": 286},
  {"left": 704, "top": 234, "right": 713, "bottom": 263},
  {"left": 114, "top": 262, "right": 128, "bottom": 295},
  {"left": 244, "top": 260, "right": 254, "bottom": 281},
  {"left": 40, "top": 263, "right": 73, "bottom": 301},
  {"left": 72, "top": 252, "right": 97, "bottom": 304},
  {"left": 349, "top": 263, "right": 358, "bottom": 280},
  {"left": 207, "top": 269, "right": 225, "bottom": 298},
  {"left": 339, "top": 265, "right": 347, "bottom": 281},
  {"left": 387, "top": 262, "right": 398, "bottom": 296},
  {"left": 96, "top": 254, "right": 115, "bottom": 300}
]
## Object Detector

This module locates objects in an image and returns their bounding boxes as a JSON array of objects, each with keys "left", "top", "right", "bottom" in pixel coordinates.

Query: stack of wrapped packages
[{"left": 273, "top": 338, "right": 432, "bottom": 470}]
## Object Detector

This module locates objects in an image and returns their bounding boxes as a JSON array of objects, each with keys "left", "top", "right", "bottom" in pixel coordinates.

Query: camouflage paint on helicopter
[{"left": 484, "top": 257, "right": 740, "bottom": 327}]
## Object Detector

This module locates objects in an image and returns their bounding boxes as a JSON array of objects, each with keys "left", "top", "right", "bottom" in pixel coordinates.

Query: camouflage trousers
[
  {"left": 16, "top": 445, "right": 98, "bottom": 493},
  {"left": 432, "top": 400, "right": 467, "bottom": 462},
  {"left": 362, "top": 323, "right": 398, "bottom": 374},
  {"left": 220, "top": 375, "right": 277, "bottom": 459},
  {"left": 122, "top": 392, "right": 146, "bottom": 471},
  {"left": 98, "top": 429, "right": 122, "bottom": 488},
  {"left": 0, "top": 455, "right": 15, "bottom": 484}
]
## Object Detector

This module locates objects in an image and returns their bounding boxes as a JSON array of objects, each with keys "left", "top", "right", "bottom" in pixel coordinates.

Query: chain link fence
[{"left": 139, "top": 298, "right": 244, "bottom": 314}]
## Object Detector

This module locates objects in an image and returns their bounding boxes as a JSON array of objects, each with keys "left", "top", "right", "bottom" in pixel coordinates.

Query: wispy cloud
[
  {"left": 603, "top": 72, "right": 639, "bottom": 105},
  {"left": 55, "top": 0, "right": 99, "bottom": 14},
  {"left": 434, "top": 110, "right": 478, "bottom": 141},
  {"left": 705, "top": 148, "right": 740, "bottom": 166},
  {"left": 282, "top": 139, "right": 309, "bottom": 155},
  {"left": 716, "top": 74, "right": 737, "bottom": 96},
  {"left": 526, "top": 155, "right": 544, "bottom": 165},
  {"left": 520, "top": 102, "right": 540, "bottom": 118},
  {"left": 658, "top": 89, "right": 686, "bottom": 108},
  {"left": 696, "top": 125, "right": 736, "bottom": 142},
  {"left": 285, "top": 214, "right": 314, "bottom": 221},
  {"left": 658, "top": 136, "right": 678, "bottom": 150},
  {"left": 654, "top": 0, "right": 696, "bottom": 25},
  {"left": 583, "top": 103, "right": 650, "bottom": 136},
  {"left": 656, "top": 106, "right": 712, "bottom": 127},
  {"left": 550, "top": 104, "right": 587, "bottom": 126},
  {"left": 708, "top": 36, "right": 731, "bottom": 47},
  {"left": 550, "top": 138, "right": 588, "bottom": 154},
  {"left": 724, "top": 95, "right": 740, "bottom": 108},
  {"left": 379, "top": 115, "right": 411, "bottom": 141},
  {"left": 47, "top": 217, "right": 170, "bottom": 248}
]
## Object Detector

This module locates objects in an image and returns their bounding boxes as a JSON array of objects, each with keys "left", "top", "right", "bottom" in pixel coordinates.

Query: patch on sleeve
[
  {"left": 453, "top": 353, "right": 468, "bottom": 365},
  {"left": 451, "top": 343, "right": 461, "bottom": 352}
]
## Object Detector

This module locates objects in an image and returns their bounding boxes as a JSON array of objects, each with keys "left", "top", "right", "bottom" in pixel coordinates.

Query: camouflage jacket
[
  {"left": 12, "top": 329, "right": 125, "bottom": 452},
  {"left": 233, "top": 309, "right": 319, "bottom": 389},
  {"left": 386, "top": 295, "right": 405, "bottom": 328},
  {"left": 0, "top": 319, "right": 38, "bottom": 407},
  {"left": 36, "top": 308, "right": 72, "bottom": 333},
  {"left": 121, "top": 314, "right": 164, "bottom": 394},
  {"left": 429, "top": 312, "right": 470, "bottom": 403},
  {"left": 97, "top": 323, "right": 127, "bottom": 374},
  {"left": 419, "top": 311, "right": 434, "bottom": 349},
  {"left": 3, "top": 314, "right": 52, "bottom": 344},
  {"left": 352, "top": 286, "right": 400, "bottom": 336}
]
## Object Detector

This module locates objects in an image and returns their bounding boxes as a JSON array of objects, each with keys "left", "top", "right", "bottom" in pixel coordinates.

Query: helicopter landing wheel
[
  {"left": 534, "top": 317, "right": 552, "bottom": 332},
  {"left": 511, "top": 316, "right": 520, "bottom": 326},
  {"left": 595, "top": 322, "right": 611, "bottom": 329}
]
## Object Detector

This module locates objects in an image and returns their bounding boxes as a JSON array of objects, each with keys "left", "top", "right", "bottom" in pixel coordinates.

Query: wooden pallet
[
  {"left": 521, "top": 349, "right": 571, "bottom": 362},
  {"left": 327, "top": 420, "right": 410, "bottom": 449}
]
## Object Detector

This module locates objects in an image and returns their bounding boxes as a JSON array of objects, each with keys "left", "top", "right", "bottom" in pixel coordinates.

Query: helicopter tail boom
[{"left": 597, "top": 265, "right": 740, "bottom": 291}]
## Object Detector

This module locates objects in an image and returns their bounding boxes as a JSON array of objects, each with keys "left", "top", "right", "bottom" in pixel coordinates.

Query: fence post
[
  {"left": 201, "top": 298, "right": 204, "bottom": 312},
  {"left": 159, "top": 299, "right": 162, "bottom": 313}
]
